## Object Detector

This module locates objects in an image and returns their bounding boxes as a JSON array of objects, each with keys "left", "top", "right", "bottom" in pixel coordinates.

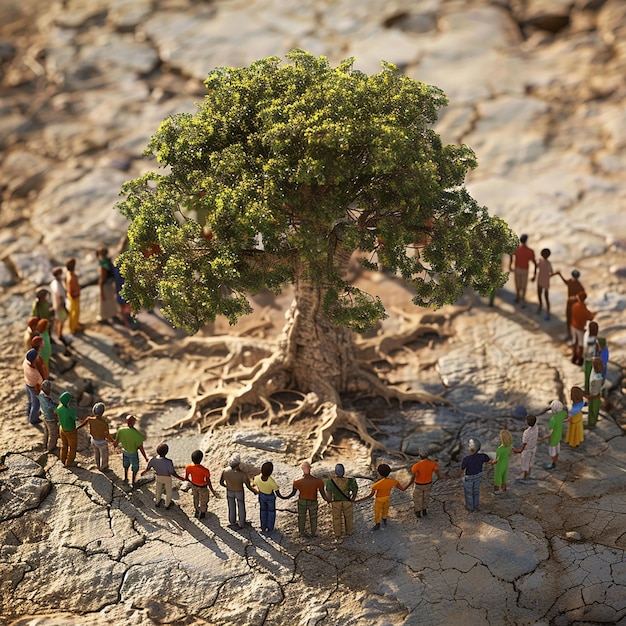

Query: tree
[{"left": 117, "top": 50, "right": 516, "bottom": 459}]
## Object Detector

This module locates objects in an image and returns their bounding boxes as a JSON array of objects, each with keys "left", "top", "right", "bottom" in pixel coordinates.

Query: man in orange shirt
[
  {"left": 283, "top": 461, "right": 328, "bottom": 537},
  {"left": 357, "top": 464, "right": 411, "bottom": 530},
  {"left": 410, "top": 450, "right": 445, "bottom": 519},
  {"left": 509, "top": 234, "right": 537, "bottom": 307},
  {"left": 571, "top": 292, "right": 595, "bottom": 365}
]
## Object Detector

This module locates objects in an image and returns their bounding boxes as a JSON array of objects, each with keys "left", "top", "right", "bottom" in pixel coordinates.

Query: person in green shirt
[
  {"left": 114, "top": 414, "right": 148, "bottom": 487},
  {"left": 539, "top": 400, "right": 569, "bottom": 470},
  {"left": 490, "top": 430, "right": 512, "bottom": 494},
  {"left": 325, "top": 464, "right": 358, "bottom": 539},
  {"left": 57, "top": 391, "right": 84, "bottom": 467}
]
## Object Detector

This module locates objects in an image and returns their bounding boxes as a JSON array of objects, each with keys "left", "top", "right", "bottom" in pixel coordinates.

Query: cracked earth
[{"left": 1, "top": 271, "right": 625, "bottom": 625}]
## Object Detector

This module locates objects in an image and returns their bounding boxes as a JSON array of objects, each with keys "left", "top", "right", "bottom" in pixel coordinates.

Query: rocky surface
[{"left": 1, "top": 0, "right": 626, "bottom": 624}]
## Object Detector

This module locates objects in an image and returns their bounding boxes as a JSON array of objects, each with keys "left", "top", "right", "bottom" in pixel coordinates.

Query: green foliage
[{"left": 117, "top": 50, "right": 516, "bottom": 334}]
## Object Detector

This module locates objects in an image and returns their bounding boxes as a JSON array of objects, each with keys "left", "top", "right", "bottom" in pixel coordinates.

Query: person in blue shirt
[{"left": 451, "top": 438, "right": 491, "bottom": 512}]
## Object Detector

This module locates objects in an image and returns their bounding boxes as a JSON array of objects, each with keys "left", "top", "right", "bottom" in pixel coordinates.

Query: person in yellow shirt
[
  {"left": 252, "top": 461, "right": 283, "bottom": 532},
  {"left": 65, "top": 257, "right": 84, "bottom": 334},
  {"left": 356, "top": 464, "right": 411, "bottom": 531}
]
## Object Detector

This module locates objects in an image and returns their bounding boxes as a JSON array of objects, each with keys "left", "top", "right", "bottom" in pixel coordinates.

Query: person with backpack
[{"left": 325, "top": 464, "right": 358, "bottom": 539}]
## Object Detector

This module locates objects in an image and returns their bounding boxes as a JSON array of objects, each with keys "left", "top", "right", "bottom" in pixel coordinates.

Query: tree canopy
[{"left": 117, "top": 49, "right": 516, "bottom": 334}]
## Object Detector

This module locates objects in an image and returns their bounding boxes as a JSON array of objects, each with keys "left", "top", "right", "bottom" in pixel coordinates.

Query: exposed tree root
[
  {"left": 308, "top": 402, "right": 404, "bottom": 462},
  {"left": 355, "top": 301, "right": 472, "bottom": 366},
  {"left": 162, "top": 299, "right": 469, "bottom": 459}
]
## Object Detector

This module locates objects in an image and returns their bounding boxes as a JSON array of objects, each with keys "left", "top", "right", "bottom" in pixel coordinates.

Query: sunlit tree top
[{"left": 117, "top": 49, "right": 516, "bottom": 334}]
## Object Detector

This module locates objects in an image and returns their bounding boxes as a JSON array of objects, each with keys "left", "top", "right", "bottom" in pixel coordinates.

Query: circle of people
[{"left": 20, "top": 235, "right": 610, "bottom": 538}]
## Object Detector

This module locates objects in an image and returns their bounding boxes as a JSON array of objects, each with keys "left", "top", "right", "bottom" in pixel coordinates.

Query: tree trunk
[{"left": 284, "top": 278, "right": 358, "bottom": 406}]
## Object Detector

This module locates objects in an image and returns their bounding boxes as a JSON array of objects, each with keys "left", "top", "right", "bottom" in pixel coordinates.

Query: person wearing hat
[
  {"left": 57, "top": 391, "right": 83, "bottom": 467},
  {"left": 539, "top": 400, "right": 569, "bottom": 470},
  {"left": 219, "top": 453, "right": 256, "bottom": 528},
  {"left": 556, "top": 269, "right": 585, "bottom": 342},
  {"left": 23, "top": 348, "right": 43, "bottom": 425},
  {"left": 79, "top": 402, "right": 115, "bottom": 471},
  {"left": 324, "top": 463, "right": 358, "bottom": 538},
  {"left": 114, "top": 415, "right": 149, "bottom": 487},
  {"left": 39, "top": 380, "right": 59, "bottom": 452},
  {"left": 450, "top": 438, "right": 491, "bottom": 512},
  {"left": 49, "top": 266, "right": 69, "bottom": 344}
]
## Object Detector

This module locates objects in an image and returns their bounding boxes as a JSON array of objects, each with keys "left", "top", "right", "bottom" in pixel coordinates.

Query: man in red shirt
[
  {"left": 284, "top": 462, "right": 328, "bottom": 537},
  {"left": 509, "top": 234, "right": 537, "bottom": 307}
]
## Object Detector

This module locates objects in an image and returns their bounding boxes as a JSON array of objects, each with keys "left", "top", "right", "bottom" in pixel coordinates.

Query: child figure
[
  {"left": 539, "top": 400, "right": 569, "bottom": 470},
  {"left": 252, "top": 461, "right": 282, "bottom": 532},
  {"left": 565, "top": 386, "right": 585, "bottom": 447},
  {"left": 536, "top": 248, "right": 555, "bottom": 320},
  {"left": 513, "top": 415, "right": 539, "bottom": 483},
  {"left": 185, "top": 450, "right": 218, "bottom": 519},
  {"left": 450, "top": 439, "right": 491, "bottom": 512},
  {"left": 356, "top": 464, "right": 411, "bottom": 531},
  {"left": 79, "top": 402, "right": 115, "bottom": 471},
  {"left": 491, "top": 430, "right": 512, "bottom": 494},
  {"left": 585, "top": 357, "right": 604, "bottom": 428},
  {"left": 141, "top": 442, "right": 185, "bottom": 509}
]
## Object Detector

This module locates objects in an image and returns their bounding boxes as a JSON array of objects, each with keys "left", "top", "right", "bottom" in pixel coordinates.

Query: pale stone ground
[{"left": 1, "top": 0, "right": 626, "bottom": 624}]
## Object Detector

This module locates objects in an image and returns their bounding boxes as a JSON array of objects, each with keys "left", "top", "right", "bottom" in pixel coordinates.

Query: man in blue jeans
[
  {"left": 113, "top": 415, "right": 148, "bottom": 488},
  {"left": 452, "top": 438, "right": 491, "bottom": 512},
  {"left": 23, "top": 348, "right": 43, "bottom": 425},
  {"left": 219, "top": 453, "right": 256, "bottom": 528}
]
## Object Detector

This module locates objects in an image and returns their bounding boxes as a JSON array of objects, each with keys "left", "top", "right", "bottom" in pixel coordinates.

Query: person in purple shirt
[
  {"left": 451, "top": 438, "right": 491, "bottom": 512},
  {"left": 141, "top": 442, "right": 185, "bottom": 509}
]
